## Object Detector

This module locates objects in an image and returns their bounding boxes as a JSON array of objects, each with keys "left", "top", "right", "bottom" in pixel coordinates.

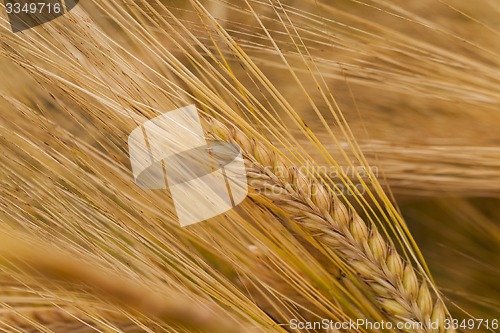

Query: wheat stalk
[
  {"left": 0, "top": 234, "right": 253, "bottom": 333},
  {"left": 0, "top": 307, "right": 143, "bottom": 333},
  {"left": 207, "top": 119, "right": 454, "bottom": 333},
  {"left": 314, "top": 138, "right": 500, "bottom": 197}
]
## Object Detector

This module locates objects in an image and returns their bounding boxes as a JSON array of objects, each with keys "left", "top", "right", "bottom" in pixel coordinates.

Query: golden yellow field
[{"left": 0, "top": 1, "right": 498, "bottom": 332}]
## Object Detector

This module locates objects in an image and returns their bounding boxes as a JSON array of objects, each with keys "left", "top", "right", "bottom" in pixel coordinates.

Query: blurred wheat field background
[{"left": 0, "top": 0, "right": 498, "bottom": 332}]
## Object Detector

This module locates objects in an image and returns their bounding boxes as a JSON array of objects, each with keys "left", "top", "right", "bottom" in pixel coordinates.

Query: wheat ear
[{"left": 208, "top": 119, "right": 454, "bottom": 333}]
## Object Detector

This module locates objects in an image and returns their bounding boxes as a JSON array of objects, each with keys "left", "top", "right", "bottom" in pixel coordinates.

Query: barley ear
[{"left": 207, "top": 120, "right": 454, "bottom": 332}]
